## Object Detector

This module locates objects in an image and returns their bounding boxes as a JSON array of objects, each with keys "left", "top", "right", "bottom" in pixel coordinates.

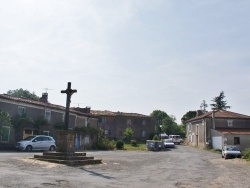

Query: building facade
[
  {"left": 186, "top": 110, "right": 250, "bottom": 151},
  {"left": 0, "top": 93, "right": 98, "bottom": 150},
  {"left": 90, "top": 110, "right": 155, "bottom": 141}
]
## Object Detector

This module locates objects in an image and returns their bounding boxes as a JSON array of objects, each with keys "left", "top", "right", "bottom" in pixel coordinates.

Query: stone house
[
  {"left": 0, "top": 93, "right": 98, "bottom": 150},
  {"left": 186, "top": 110, "right": 250, "bottom": 151},
  {"left": 90, "top": 110, "right": 155, "bottom": 141}
]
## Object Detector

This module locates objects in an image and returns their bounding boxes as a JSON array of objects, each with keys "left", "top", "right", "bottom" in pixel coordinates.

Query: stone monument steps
[
  {"left": 34, "top": 154, "right": 94, "bottom": 160},
  {"left": 35, "top": 157, "right": 102, "bottom": 166},
  {"left": 34, "top": 152, "right": 102, "bottom": 166},
  {"left": 42, "top": 152, "right": 86, "bottom": 157}
]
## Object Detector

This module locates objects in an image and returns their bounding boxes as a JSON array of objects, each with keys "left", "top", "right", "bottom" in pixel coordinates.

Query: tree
[
  {"left": 210, "top": 91, "right": 230, "bottom": 110},
  {"left": 161, "top": 116, "right": 177, "bottom": 135},
  {"left": 150, "top": 110, "right": 170, "bottom": 134},
  {"left": 123, "top": 127, "right": 133, "bottom": 143},
  {"left": 150, "top": 110, "right": 186, "bottom": 137},
  {"left": 181, "top": 111, "right": 196, "bottom": 123},
  {"left": 7, "top": 88, "right": 39, "bottom": 101}
]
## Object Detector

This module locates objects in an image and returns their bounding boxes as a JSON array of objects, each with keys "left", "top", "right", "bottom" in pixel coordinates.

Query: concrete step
[
  {"left": 42, "top": 152, "right": 86, "bottom": 156},
  {"left": 34, "top": 155, "right": 94, "bottom": 160},
  {"left": 34, "top": 151, "right": 102, "bottom": 166},
  {"left": 35, "top": 158, "right": 102, "bottom": 166}
]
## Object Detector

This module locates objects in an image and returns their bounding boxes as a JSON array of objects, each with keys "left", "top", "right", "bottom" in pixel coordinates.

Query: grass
[{"left": 123, "top": 142, "right": 147, "bottom": 151}]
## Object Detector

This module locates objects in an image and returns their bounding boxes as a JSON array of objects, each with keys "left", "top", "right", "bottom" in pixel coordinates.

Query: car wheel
[
  {"left": 49, "top": 146, "right": 56, "bottom": 151},
  {"left": 222, "top": 154, "right": 224, "bottom": 158},
  {"left": 25, "top": 145, "right": 32, "bottom": 152}
]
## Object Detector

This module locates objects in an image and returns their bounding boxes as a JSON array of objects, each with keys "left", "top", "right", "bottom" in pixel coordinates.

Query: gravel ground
[{"left": 0, "top": 145, "right": 250, "bottom": 188}]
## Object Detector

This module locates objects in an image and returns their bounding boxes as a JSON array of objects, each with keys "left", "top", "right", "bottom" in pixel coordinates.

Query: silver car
[
  {"left": 16, "top": 135, "right": 56, "bottom": 151},
  {"left": 222, "top": 145, "right": 241, "bottom": 159}
]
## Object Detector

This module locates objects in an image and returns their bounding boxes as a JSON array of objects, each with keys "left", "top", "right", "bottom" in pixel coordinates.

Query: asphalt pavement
[{"left": 1, "top": 145, "right": 250, "bottom": 188}]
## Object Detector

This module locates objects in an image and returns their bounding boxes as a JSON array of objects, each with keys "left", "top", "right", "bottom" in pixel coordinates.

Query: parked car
[
  {"left": 163, "top": 139, "right": 175, "bottom": 148},
  {"left": 168, "top": 135, "right": 183, "bottom": 145},
  {"left": 159, "top": 133, "right": 168, "bottom": 140},
  {"left": 222, "top": 145, "right": 241, "bottom": 159},
  {"left": 16, "top": 135, "right": 56, "bottom": 152}
]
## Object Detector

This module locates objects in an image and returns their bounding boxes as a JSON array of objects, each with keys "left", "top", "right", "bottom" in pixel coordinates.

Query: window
[
  {"left": 45, "top": 110, "right": 51, "bottom": 122},
  {"left": 18, "top": 106, "right": 26, "bottom": 116},
  {"left": 35, "top": 137, "right": 43, "bottom": 141},
  {"left": 127, "top": 119, "right": 132, "bottom": 125},
  {"left": 234, "top": 137, "right": 240, "bottom": 145},
  {"left": 84, "top": 136, "right": 90, "bottom": 144},
  {"left": 102, "top": 117, "right": 106, "bottom": 123},
  {"left": 62, "top": 113, "right": 65, "bottom": 122},
  {"left": 142, "top": 130, "right": 146, "bottom": 137},
  {"left": 228, "top": 120, "right": 233, "bottom": 127},
  {"left": 187, "top": 123, "right": 191, "bottom": 132},
  {"left": 104, "top": 130, "right": 109, "bottom": 135},
  {"left": 1, "top": 126, "right": 10, "bottom": 143},
  {"left": 84, "top": 118, "right": 88, "bottom": 127},
  {"left": 142, "top": 120, "right": 146, "bottom": 125}
]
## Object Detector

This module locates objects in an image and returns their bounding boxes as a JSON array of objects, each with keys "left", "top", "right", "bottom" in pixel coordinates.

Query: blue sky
[{"left": 1, "top": 0, "right": 250, "bottom": 123}]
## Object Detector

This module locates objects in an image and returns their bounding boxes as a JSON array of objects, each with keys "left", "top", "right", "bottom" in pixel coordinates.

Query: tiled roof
[
  {"left": 216, "top": 128, "right": 250, "bottom": 135},
  {"left": 186, "top": 110, "right": 250, "bottom": 122},
  {"left": 90, "top": 110, "right": 150, "bottom": 117},
  {"left": 0, "top": 94, "right": 96, "bottom": 117}
]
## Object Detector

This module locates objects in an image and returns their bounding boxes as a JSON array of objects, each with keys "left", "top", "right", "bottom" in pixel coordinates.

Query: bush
[
  {"left": 116, "top": 140, "right": 124, "bottom": 150},
  {"left": 96, "top": 137, "right": 115, "bottom": 150},
  {"left": 123, "top": 127, "right": 133, "bottom": 143},
  {"left": 131, "top": 140, "right": 137, "bottom": 146},
  {"left": 243, "top": 148, "right": 250, "bottom": 160},
  {"left": 152, "top": 134, "right": 159, "bottom": 141},
  {"left": 94, "top": 128, "right": 115, "bottom": 150}
]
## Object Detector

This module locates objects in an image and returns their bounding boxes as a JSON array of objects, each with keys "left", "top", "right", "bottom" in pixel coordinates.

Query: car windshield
[
  {"left": 165, "top": 139, "right": 173, "bottom": 143},
  {"left": 23, "top": 136, "right": 37, "bottom": 141},
  {"left": 226, "top": 146, "right": 240, "bottom": 151}
]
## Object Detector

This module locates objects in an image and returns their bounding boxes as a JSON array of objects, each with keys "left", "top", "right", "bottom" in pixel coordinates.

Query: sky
[{"left": 1, "top": 0, "right": 250, "bottom": 124}]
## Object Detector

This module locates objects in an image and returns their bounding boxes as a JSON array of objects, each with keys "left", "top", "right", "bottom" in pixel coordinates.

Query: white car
[
  {"left": 168, "top": 135, "right": 183, "bottom": 145},
  {"left": 16, "top": 135, "right": 56, "bottom": 151},
  {"left": 163, "top": 139, "right": 175, "bottom": 148},
  {"left": 222, "top": 145, "right": 241, "bottom": 159}
]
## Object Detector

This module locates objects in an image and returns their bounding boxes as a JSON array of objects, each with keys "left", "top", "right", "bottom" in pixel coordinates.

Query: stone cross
[
  {"left": 200, "top": 100, "right": 208, "bottom": 113},
  {"left": 61, "top": 82, "right": 77, "bottom": 130}
]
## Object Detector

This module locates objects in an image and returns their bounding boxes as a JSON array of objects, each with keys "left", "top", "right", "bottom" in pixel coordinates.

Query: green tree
[
  {"left": 150, "top": 110, "right": 170, "bottom": 134},
  {"left": 7, "top": 88, "right": 40, "bottom": 101},
  {"left": 161, "top": 116, "right": 177, "bottom": 135},
  {"left": 210, "top": 91, "right": 230, "bottom": 110},
  {"left": 123, "top": 127, "right": 133, "bottom": 143},
  {"left": 181, "top": 111, "right": 196, "bottom": 123}
]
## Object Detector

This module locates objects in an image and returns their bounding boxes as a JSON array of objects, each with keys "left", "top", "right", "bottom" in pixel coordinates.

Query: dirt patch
[{"left": 17, "top": 157, "right": 59, "bottom": 168}]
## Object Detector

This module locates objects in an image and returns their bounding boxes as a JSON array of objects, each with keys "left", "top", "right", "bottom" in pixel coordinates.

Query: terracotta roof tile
[
  {"left": 90, "top": 110, "right": 150, "bottom": 117},
  {"left": 186, "top": 110, "right": 250, "bottom": 122},
  {"left": 216, "top": 128, "right": 250, "bottom": 135},
  {"left": 0, "top": 94, "right": 96, "bottom": 117}
]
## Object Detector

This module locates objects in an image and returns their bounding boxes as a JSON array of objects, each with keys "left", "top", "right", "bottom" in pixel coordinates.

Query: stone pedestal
[{"left": 56, "top": 130, "right": 75, "bottom": 153}]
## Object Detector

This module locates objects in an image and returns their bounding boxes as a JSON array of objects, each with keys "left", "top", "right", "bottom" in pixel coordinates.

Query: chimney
[
  {"left": 40, "top": 93, "right": 48, "bottom": 103},
  {"left": 73, "top": 106, "right": 91, "bottom": 113},
  {"left": 196, "top": 110, "right": 203, "bottom": 117}
]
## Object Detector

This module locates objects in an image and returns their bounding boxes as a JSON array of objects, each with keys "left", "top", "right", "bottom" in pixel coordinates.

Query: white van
[
  {"left": 168, "top": 135, "right": 183, "bottom": 145},
  {"left": 159, "top": 133, "right": 168, "bottom": 140}
]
